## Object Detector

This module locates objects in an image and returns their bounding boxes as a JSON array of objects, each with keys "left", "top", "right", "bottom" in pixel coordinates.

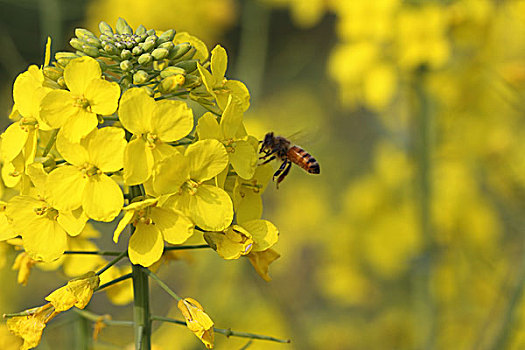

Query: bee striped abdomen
[{"left": 287, "top": 146, "right": 320, "bottom": 174}]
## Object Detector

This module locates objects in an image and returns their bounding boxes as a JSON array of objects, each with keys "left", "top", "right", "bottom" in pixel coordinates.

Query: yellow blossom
[
  {"left": 6, "top": 304, "right": 57, "bottom": 350},
  {"left": 47, "top": 127, "right": 125, "bottom": 221},
  {"left": 177, "top": 297, "right": 214, "bottom": 349},
  {"left": 45, "top": 271, "right": 100, "bottom": 311},
  {"left": 247, "top": 248, "right": 281, "bottom": 282},
  {"left": 118, "top": 88, "right": 193, "bottom": 185},
  {"left": 153, "top": 139, "right": 233, "bottom": 231},
  {"left": 232, "top": 163, "right": 274, "bottom": 222},
  {"left": 113, "top": 198, "right": 194, "bottom": 267},
  {"left": 196, "top": 96, "right": 258, "bottom": 179},
  {"left": 40, "top": 56, "right": 120, "bottom": 142},
  {"left": 12, "top": 252, "right": 37, "bottom": 286},
  {"left": 203, "top": 225, "right": 254, "bottom": 260}
]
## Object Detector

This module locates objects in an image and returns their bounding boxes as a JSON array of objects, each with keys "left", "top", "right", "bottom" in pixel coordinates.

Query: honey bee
[{"left": 259, "top": 132, "right": 320, "bottom": 187}]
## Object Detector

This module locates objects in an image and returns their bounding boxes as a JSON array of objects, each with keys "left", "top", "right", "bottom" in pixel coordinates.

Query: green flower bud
[
  {"left": 57, "top": 76, "right": 66, "bottom": 88},
  {"left": 138, "top": 33, "right": 148, "bottom": 42},
  {"left": 145, "top": 35, "right": 158, "bottom": 44},
  {"left": 103, "top": 43, "right": 118, "bottom": 55},
  {"left": 142, "top": 86, "right": 155, "bottom": 96},
  {"left": 146, "top": 29, "right": 156, "bottom": 36},
  {"left": 121, "top": 75, "right": 132, "bottom": 89},
  {"left": 138, "top": 53, "right": 153, "bottom": 66},
  {"left": 133, "top": 70, "right": 149, "bottom": 84},
  {"left": 135, "top": 25, "right": 147, "bottom": 35},
  {"left": 182, "top": 74, "right": 200, "bottom": 88},
  {"left": 75, "top": 28, "right": 97, "bottom": 41},
  {"left": 69, "top": 38, "right": 84, "bottom": 51},
  {"left": 120, "top": 60, "right": 133, "bottom": 72},
  {"left": 132, "top": 46, "right": 143, "bottom": 56},
  {"left": 177, "top": 47, "right": 196, "bottom": 61},
  {"left": 100, "top": 34, "right": 114, "bottom": 44},
  {"left": 121, "top": 49, "right": 132, "bottom": 60},
  {"left": 43, "top": 66, "right": 63, "bottom": 81},
  {"left": 174, "top": 59, "right": 198, "bottom": 73},
  {"left": 142, "top": 40, "right": 155, "bottom": 53},
  {"left": 157, "top": 29, "right": 175, "bottom": 44},
  {"left": 168, "top": 42, "right": 192, "bottom": 60},
  {"left": 85, "top": 37, "right": 102, "bottom": 48},
  {"left": 82, "top": 45, "right": 100, "bottom": 57},
  {"left": 160, "top": 66, "right": 186, "bottom": 79},
  {"left": 151, "top": 48, "right": 169, "bottom": 60},
  {"left": 99, "top": 21, "right": 114, "bottom": 36},
  {"left": 158, "top": 41, "right": 174, "bottom": 51},
  {"left": 116, "top": 17, "right": 133, "bottom": 35}
]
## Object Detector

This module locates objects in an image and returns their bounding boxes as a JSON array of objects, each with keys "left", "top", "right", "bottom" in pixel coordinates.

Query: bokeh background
[{"left": 2, "top": 0, "right": 525, "bottom": 349}]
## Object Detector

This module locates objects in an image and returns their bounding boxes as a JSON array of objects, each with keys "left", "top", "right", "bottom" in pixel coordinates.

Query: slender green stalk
[
  {"left": 411, "top": 67, "right": 436, "bottom": 350},
  {"left": 96, "top": 250, "right": 128, "bottom": 276},
  {"left": 164, "top": 244, "right": 210, "bottom": 251},
  {"left": 73, "top": 309, "right": 134, "bottom": 327},
  {"left": 75, "top": 309, "right": 90, "bottom": 350},
  {"left": 64, "top": 250, "right": 122, "bottom": 256},
  {"left": 142, "top": 269, "right": 181, "bottom": 301},
  {"left": 42, "top": 129, "right": 58, "bottom": 157},
  {"left": 131, "top": 264, "right": 151, "bottom": 350},
  {"left": 151, "top": 315, "right": 290, "bottom": 344},
  {"left": 95, "top": 273, "right": 133, "bottom": 292}
]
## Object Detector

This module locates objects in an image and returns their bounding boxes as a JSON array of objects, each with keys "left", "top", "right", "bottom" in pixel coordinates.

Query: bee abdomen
[{"left": 288, "top": 146, "right": 320, "bottom": 174}]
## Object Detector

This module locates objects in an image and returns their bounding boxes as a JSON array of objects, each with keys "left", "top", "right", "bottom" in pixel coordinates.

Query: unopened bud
[
  {"left": 103, "top": 43, "right": 118, "bottom": 55},
  {"left": 99, "top": 21, "right": 114, "bottom": 36},
  {"left": 69, "top": 38, "right": 84, "bottom": 51},
  {"left": 174, "top": 59, "right": 198, "bottom": 73},
  {"left": 160, "top": 66, "right": 186, "bottom": 79},
  {"left": 120, "top": 60, "right": 133, "bottom": 72},
  {"left": 183, "top": 74, "right": 200, "bottom": 88},
  {"left": 132, "top": 46, "right": 143, "bottom": 56},
  {"left": 121, "top": 49, "right": 132, "bottom": 60},
  {"left": 121, "top": 75, "right": 132, "bottom": 89},
  {"left": 75, "top": 28, "right": 97, "bottom": 41},
  {"left": 55, "top": 52, "right": 79, "bottom": 67},
  {"left": 82, "top": 45, "right": 100, "bottom": 57},
  {"left": 138, "top": 53, "right": 153, "bottom": 66},
  {"left": 116, "top": 17, "right": 133, "bottom": 35},
  {"left": 159, "top": 75, "right": 185, "bottom": 94},
  {"left": 177, "top": 47, "right": 196, "bottom": 61},
  {"left": 85, "top": 37, "right": 101, "bottom": 48},
  {"left": 43, "top": 66, "right": 63, "bottom": 81},
  {"left": 146, "top": 29, "right": 156, "bottom": 36},
  {"left": 133, "top": 70, "right": 149, "bottom": 84},
  {"left": 157, "top": 29, "right": 175, "bottom": 44},
  {"left": 169, "top": 42, "right": 192, "bottom": 60},
  {"left": 151, "top": 48, "right": 169, "bottom": 60},
  {"left": 57, "top": 77, "right": 66, "bottom": 88},
  {"left": 158, "top": 41, "right": 174, "bottom": 51},
  {"left": 135, "top": 24, "right": 147, "bottom": 36},
  {"left": 142, "top": 40, "right": 155, "bottom": 53}
]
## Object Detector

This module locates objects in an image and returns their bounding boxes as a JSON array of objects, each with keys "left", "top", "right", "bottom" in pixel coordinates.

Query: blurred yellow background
[{"left": 2, "top": 0, "right": 525, "bottom": 349}]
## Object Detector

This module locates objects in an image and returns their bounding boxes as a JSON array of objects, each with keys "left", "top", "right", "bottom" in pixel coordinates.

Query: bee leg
[
  {"left": 273, "top": 160, "right": 287, "bottom": 179},
  {"left": 260, "top": 155, "right": 276, "bottom": 164},
  {"left": 275, "top": 161, "right": 292, "bottom": 189}
]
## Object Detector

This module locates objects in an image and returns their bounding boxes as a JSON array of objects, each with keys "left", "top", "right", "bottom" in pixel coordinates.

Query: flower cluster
[{"left": 2, "top": 18, "right": 281, "bottom": 349}]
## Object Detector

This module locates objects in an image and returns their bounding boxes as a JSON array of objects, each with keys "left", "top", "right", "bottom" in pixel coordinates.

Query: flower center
[
  {"left": 183, "top": 179, "right": 199, "bottom": 195},
  {"left": 74, "top": 96, "right": 91, "bottom": 111},
  {"left": 144, "top": 133, "right": 159, "bottom": 149},
  {"left": 81, "top": 163, "right": 102, "bottom": 177},
  {"left": 222, "top": 139, "right": 235, "bottom": 153},
  {"left": 34, "top": 205, "right": 59, "bottom": 220}
]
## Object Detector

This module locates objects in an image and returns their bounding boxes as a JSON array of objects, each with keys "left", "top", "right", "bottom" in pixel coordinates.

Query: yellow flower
[
  {"left": 153, "top": 139, "right": 233, "bottom": 231},
  {"left": 177, "top": 297, "right": 214, "bottom": 349},
  {"left": 6, "top": 304, "right": 57, "bottom": 350},
  {"left": 47, "top": 127, "right": 126, "bottom": 221},
  {"left": 12, "top": 252, "right": 37, "bottom": 286},
  {"left": 232, "top": 163, "right": 274, "bottom": 222},
  {"left": 197, "top": 45, "right": 250, "bottom": 111},
  {"left": 40, "top": 56, "right": 120, "bottom": 142},
  {"left": 113, "top": 198, "right": 194, "bottom": 267},
  {"left": 203, "top": 225, "right": 254, "bottom": 260},
  {"left": 0, "top": 323, "right": 23, "bottom": 350},
  {"left": 196, "top": 96, "right": 258, "bottom": 179},
  {"left": 247, "top": 248, "right": 280, "bottom": 282},
  {"left": 0, "top": 200, "right": 17, "bottom": 241},
  {"left": 45, "top": 271, "right": 100, "bottom": 311},
  {"left": 118, "top": 88, "right": 193, "bottom": 185}
]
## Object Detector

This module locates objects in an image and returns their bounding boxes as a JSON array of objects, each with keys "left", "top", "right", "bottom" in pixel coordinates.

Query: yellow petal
[
  {"left": 1, "top": 122, "right": 28, "bottom": 162},
  {"left": 185, "top": 139, "right": 228, "bottom": 182},
  {"left": 57, "top": 208, "right": 88, "bottom": 237},
  {"left": 223, "top": 80, "right": 250, "bottom": 112},
  {"left": 204, "top": 225, "right": 253, "bottom": 260},
  {"left": 241, "top": 220, "right": 279, "bottom": 252},
  {"left": 177, "top": 298, "right": 214, "bottom": 349},
  {"left": 61, "top": 108, "right": 98, "bottom": 143},
  {"left": 46, "top": 166, "right": 86, "bottom": 211},
  {"left": 211, "top": 45, "right": 227, "bottom": 83},
  {"left": 187, "top": 184, "right": 233, "bottom": 231},
  {"left": 128, "top": 223, "right": 164, "bottom": 267},
  {"left": 39, "top": 89, "right": 75, "bottom": 128},
  {"left": 45, "top": 271, "right": 100, "bottom": 311},
  {"left": 118, "top": 88, "right": 155, "bottom": 135},
  {"left": 196, "top": 112, "right": 222, "bottom": 140},
  {"left": 56, "top": 129, "right": 90, "bottom": 166},
  {"left": 234, "top": 192, "right": 262, "bottom": 223},
  {"left": 82, "top": 174, "right": 123, "bottom": 222},
  {"left": 124, "top": 138, "right": 153, "bottom": 185},
  {"left": 150, "top": 207, "right": 194, "bottom": 245},
  {"left": 64, "top": 56, "right": 102, "bottom": 95},
  {"left": 0, "top": 202, "right": 16, "bottom": 241},
  {"left": 7, "top": 306, "right": 49, "bottom": 350},
  {"left": 13, "top": 68, "right": 43, "bottom": 118},
  {"left": 151, "top": 142, "right": 177, "bottom": 163},
  {"left": 153, "top": 152, "right": 189, "bottom": 194},
  {"left": 247, "top": 249, "right": 280, "bottom": 282},
  {"left": 114, "top": 210, "right": 134, "bottom": 243},
  {"left": 85, "top": 79, "right": 120, "bottom": 115},
  {"left": 87, "top": 127, "right": 126, "bottom": 172},
  {"left": 229, "top": 140, "right": 257, "bottom": 180},
  {"left": 220, "top": 96, "right": 243, "bottom": 139},
  {"left": 151, "top": 99, "right": 193, "bottom": 142}
]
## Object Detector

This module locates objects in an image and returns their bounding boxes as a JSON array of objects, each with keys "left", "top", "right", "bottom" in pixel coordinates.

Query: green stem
[
  {"left": 75, "top": 309, "right": 90, "bottom": 350},
  {"left": 96, "top": 250, "right": 127, "bottom": 276},
  {"left": 42, "top": 129, "right": 58, "bottom": 157},
  {"left": 412, "top": 67, "right": 436, "bottom": 350},
  {"left": 164, "top": 244, "right": 210, "bottom": 251},
  {"left": 132, "top": 264, "right": 151, "bottom": 350},
  {"left": 95, "top": 273, "right": 133, "bottom": 292},
  {"left": 143, "top": 269, "right": 181, "bottom": 301},
  {"left": 64, "top": 250, "right": 122, "bottom": 256},
  {"left": 150, "top": 315, "right": 290, "bottom": 343}
]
